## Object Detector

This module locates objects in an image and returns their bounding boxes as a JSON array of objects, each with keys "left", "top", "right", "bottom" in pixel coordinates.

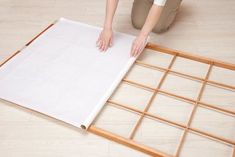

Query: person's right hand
[{"left": 96, "top": 28, "right": 113, "bottom": 52}]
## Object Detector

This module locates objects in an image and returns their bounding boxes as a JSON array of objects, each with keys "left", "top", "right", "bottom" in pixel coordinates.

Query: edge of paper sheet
[
  {"left": 81, "top": 47, "right": 149, "bottom": 130},
  {"left": 81, "top": 57, "right": 136, "bottom": 129},
  {"left": 57, "top": 18, "right": 149, "bottom": 129},
  {"left": 57, "top": 18, "right": 139, "bottom": 129}
]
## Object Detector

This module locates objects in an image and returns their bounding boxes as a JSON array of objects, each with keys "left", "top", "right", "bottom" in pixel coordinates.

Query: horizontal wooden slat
[{"left": 146, "top": 43, "right": 235, "bottom": 71}]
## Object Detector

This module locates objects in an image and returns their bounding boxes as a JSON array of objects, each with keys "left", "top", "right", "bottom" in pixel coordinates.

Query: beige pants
[{"left": 131, "top": 0, "right": 182, "bottom": 33}]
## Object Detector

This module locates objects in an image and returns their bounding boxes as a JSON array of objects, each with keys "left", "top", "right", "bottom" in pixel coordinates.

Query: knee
[
  {"left": 131, "top": 0, "right": 152, "bottom": 30},
  {"left": 152, "top": 25, "right": 170, "bottom": 34},
  {"left": 131, "top": 14, "right": 144, "bottom": 30},
  {"left": 131, "top": 5, "right": 145, "bottom": 29}
]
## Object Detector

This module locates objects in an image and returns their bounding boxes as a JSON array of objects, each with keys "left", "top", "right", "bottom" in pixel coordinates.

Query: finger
[
  {"left": 130, "top": 41, "right": 137, "bottom": 56},
  {"left": 131, "top": 44, "right": 138, "bottom": 57},
  {"left": 96, "top": 33, "right": 102, "bottom": 46},
  {"left": 96, "top": 39, "right": 101, "bottom": 47},
  {"left": 109, "top": 37, "right": 113, "bottom": 47},
  {"left": 99, "top": 40, "right": 104, "bottom": 51},
  {"left": 135, "top": 49, "right": 141, "bottom": 57},
  {"left": 135, "top": 41, "right": 145, "bottom": 56},
  {"left": 103, "top": 39, "right": 109, "bottom": 51},
  {"left": 134, "top": 42, "right": 142, "bottom": 57},
  {"left": 98, "top": 40, "right": 102, "bottom": 49},
  {"left": 101, "top": 40, "right": 106, "bottom": 52},
  {"left": 135, "top": 45, "right": 143, "bottom": 57},
  {"left": 133, "top": 47, "right": 139, "bottom": 57},
  {"left": 96, "top": 37, "right": 101, "bottom": 46},
  {"left": 130, "top": 44, "right": 136, "bottom": 57},
  {"left": 104, "top": 41, "right": 109, "bottom": 51}
]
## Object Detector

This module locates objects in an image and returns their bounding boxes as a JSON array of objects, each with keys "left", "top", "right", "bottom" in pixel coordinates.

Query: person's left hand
[{"left": 130, "top": 33, "right": 148, "bottom": 57}]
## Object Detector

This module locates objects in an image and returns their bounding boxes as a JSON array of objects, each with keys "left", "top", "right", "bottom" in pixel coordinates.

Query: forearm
[
  {"left": 104, "top": 0, "right": 119, "bottom": 29},
  {"left": 140, "top": 4, "right": 163, "bottom": 36}
]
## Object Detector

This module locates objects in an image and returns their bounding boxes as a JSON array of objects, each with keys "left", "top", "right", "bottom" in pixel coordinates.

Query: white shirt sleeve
[{"left": 154, "top": 0, "right": 167, "bottom": 6}]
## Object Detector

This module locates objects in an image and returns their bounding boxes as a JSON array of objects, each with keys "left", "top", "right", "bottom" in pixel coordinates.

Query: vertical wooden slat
[
  {"left": 175, "top": 64, "right": 213, "bottom": 157},
  {"left": 232, "top": 146, "right": 235, "bottom": 157},
  {"left": 129, "top": 55, "right": 177, "bottom": 139}
]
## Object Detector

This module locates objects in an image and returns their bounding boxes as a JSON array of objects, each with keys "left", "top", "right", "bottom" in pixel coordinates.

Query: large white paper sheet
[{"left": 0, "top": 18, "right": 137, "bottom": 129}]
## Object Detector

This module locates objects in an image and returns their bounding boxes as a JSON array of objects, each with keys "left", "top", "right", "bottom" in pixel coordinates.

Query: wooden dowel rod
[
  {"left": 198, "top": 102, "right": 235, "bottom": 117},
  {"left": 158, "top": 90, "right": 197, "bottom": 104},
  {"left": 0, "top": 50, "right": 21, "bottom": 67},
  {"left": 122, "top": 79, "right": 155, "bottom": 92},
  {"left": 187, "top": 129, "right": 231, "bottom": 146},
  {"left": 0, "top": 23, "right": 55, "bottom": 68},
  {"left": 128, "top": 114, "right": 145, "bottom": 139},
  {"left": 88, "top": 125, "right": 173, "bottom": 157},
  {"left": 175, "top": 130, "right": 187, "bottom": 157},
  {"left": 207, "top": 80, "right": 235, "bottom": 91},
  {"left": 135, "top": 60, "right": 167, "bottom": 72},
  {"left": 25, "top": 24, "right": 55, "bottom": 46},
  {"left": 233, "top": 146, "right": 235, "bottom": 157},
  {"left": 189, "top": 64, "right": 213, "bottom": 125},
  {"left": 128, "top": 55, "right": 177, "bottom": 139},
  {"left": 190, "top": 128, "right": 235, "bottom": 145}
]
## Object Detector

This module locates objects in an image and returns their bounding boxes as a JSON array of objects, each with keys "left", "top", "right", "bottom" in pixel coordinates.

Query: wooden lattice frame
[
  {"left": 1, "top": 22, "right": 235, "bottom": 157},
  {"left": 89, "top": 42, "right": 235, "bottom": 157}
]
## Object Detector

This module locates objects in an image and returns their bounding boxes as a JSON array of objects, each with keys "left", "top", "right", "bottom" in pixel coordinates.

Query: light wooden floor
[{"left": 0, "top": 0, "right": 235, "bottom": 157}]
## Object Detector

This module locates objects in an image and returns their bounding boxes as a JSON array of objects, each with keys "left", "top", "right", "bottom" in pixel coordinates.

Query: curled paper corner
[{"left": 81, "top": 125, "right": 87, "bottom": 130}]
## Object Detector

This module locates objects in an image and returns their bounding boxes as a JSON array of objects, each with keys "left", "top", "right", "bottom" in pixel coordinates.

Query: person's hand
[
  {"left": 96, "top": 28, "right": 113, "bottom": 52},
  {"left": 130, "top": 33, "right": 148, "bottom": 57}
]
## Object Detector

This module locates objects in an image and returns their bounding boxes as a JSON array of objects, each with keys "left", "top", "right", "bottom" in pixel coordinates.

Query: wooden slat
[
  {"left": 25, "top": 24, "right": 54, "bottom": 46},
  {"left": 198, "top": 102, "right": 235, "bottom": 117},
  {"left": 122, "top": 79, "right": 235, "bottom": 117},
  {"left": 0, "top": 23, "right": 55, "bottom": 68},
  {"left": 175, "top": 64, "right": 213, "bottom": 157},
  {"left": 190, "top": 128, "right": 235, "bottom": 145},
  {"left": 88, "top": 125, "right": 173, "bottom": 157},
  {"left": 0, "top": 50, "right": 21, "bottom": 67},
  {"left": 107, "top": 100, "right": 235, "bottom": 146},
  {"left": 108, "top": 100, "right": 185, "bottom": 129},
  {"left": 146, "top": 43, "right": 235, "bottom": 71},
  {"left": 233, "top": 147, "right": 235, "bottom": 157},
  {"left": 128, "top": 55, "right": 177, "bottom": 139},
  {"left": 136, "top": 60, "right": 235, "bottom": 91}
]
